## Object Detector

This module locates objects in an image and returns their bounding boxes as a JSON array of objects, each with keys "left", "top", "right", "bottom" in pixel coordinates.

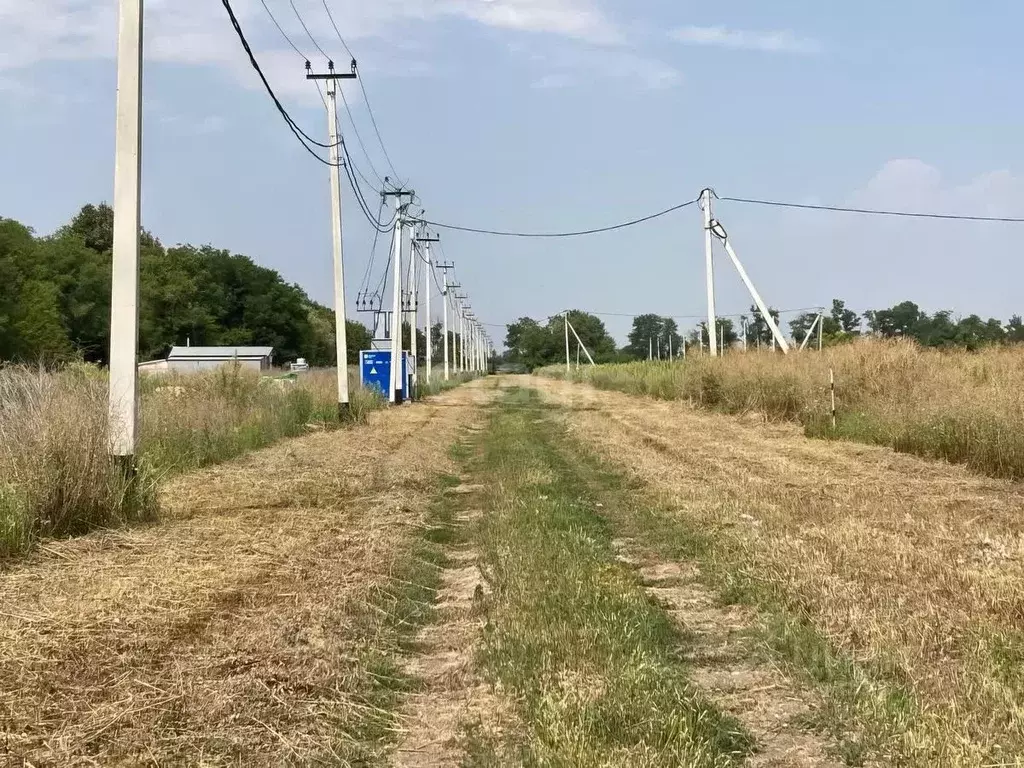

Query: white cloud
[
  {"left": 670, "top": 25, "right": 822, "bottom": 55},
  {"left": 443, "top": 0, "right": 621, "bottom": 45},
  {"left": 0, "top": 0, "right": 628, "bottom": 101}
]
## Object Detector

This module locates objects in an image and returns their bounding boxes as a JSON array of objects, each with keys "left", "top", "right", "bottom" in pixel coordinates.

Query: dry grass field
[
  {"left": 0, "top": 365, "right": 384, "bottom": 558},
  {"left": 541, "top": 339, "right": 1024, "bottom": 480}
]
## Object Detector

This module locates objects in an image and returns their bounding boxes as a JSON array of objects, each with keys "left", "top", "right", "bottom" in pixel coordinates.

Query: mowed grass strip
[
  {"left": 463, "top": 386, "right": 750, "bottom": 766},
  {"left": 528, "top": 375, "right": 1024, "bottom": 766}
]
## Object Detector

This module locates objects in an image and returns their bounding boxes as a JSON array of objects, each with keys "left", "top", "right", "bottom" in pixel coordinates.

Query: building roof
[{"left": 168, "top": 346, "right": 274, "bottom": 360}]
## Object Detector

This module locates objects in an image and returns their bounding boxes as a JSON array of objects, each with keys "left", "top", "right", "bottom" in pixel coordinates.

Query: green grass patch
[{"left": 460, "top": 386, "right": 751, "bottom": 766}]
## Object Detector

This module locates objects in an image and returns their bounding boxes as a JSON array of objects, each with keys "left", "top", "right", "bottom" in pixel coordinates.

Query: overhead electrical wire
[
  {"left": 335, "top": 101, "right": 391, "bottom": 230},
  {"left": 718, "top": 195, "right": 1024, "bottom": 223},
  {"left": 320, "top": 0, "right": 406, "bottom": 184},
  {"left": 288, "top": 0, "right": 331, "bottom": 60},
  {"left": 261, "top": 0, "right": 391, "bottom": 234},
  {"left": 307, "top": 80, "right": 392, "bottom": 233},
  {"left": 258, "top": 0, "right": 306, "bottom": 58},
  {"left": 416, "top": 198, "right": 701, "bottom": 238},
  {"left": 222, "top": 0, "right": 343, "bottom": 164},
  {"left": 358, "top": 197, "right": 388, "bottom": 295},
  {"left": 564, "top": 306, "right": 826, "bottom": 322},
  {"left": 336, "top": 87, "right": 387, "bottom": 186},
  {"left": 290, "top": 0, "right": 390, "bottom": 187}
]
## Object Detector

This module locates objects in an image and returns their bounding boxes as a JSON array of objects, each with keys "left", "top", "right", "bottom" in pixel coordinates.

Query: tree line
[
  {"left": 0, "top": 203, "right": 454, "bottom": 367},
  {"left": 503, "top": 299, "right": 1024, "bottom": 370}
]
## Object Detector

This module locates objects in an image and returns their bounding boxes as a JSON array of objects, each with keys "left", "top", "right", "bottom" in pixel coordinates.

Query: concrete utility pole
[
  {"left": 702, "top": 188, "right": 718, "bottom": 357},
  {"left": 565, "top": 312, "right": 571, "bottom": 373},
  {"left": 308, "top": 62, "right": 357, "bottom": 415},
  {"left": 407, "top": 230, "right": 418, "bottom": 400},
  {"left": 383, "top": 189, "right": 414, "bottom": 403},
  {"left": 455, "top": 294, "right": 468, "bottom": 373},
  {"left": 438, "top": 263, "right": 455, "bottom": 380},
  {"left": 415, "top": 232, "right": 440, "bottom": 384},
  {"left": 108, "top": 0, "right": 144, "bottom": 468},
  {"left": 462, "top": 305, "right": 470, "bottom": 372}
]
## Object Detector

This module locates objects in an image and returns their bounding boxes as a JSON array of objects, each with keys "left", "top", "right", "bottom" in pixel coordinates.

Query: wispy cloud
[
  {"left": 0, "top": 0, "right": 626, "bottom": 100},
  {"left": 443, "top": 0, "right": 622, "bottom": 45},
  {"left": 516, "top": 43, "right": 680, "bottom": 91},
  {"left": 670, "top": 25, "right": 822, "bottom": 55}
]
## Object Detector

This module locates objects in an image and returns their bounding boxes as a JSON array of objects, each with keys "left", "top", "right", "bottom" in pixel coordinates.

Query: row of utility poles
[
  {"left": 106, "top": 0, "right": 490, "bottom": 471},
  {"left": 383, "top": 192, "right": 491, "bottom": 404}
]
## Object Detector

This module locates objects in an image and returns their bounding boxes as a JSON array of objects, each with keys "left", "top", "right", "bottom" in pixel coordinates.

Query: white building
[{"left": 164, "top": 346, "right": 275, "bottom": 374}]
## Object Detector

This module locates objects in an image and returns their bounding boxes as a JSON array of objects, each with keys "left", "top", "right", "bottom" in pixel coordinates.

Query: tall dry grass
[
  {"left": 540, "top": 339, "right": 1024, "bottom": 479},
  {"left": 0, "top": 364, "right": 150, "bottom": 557},
  {"left": 0, "top": 364, "right": 385, "bottom": 558}
]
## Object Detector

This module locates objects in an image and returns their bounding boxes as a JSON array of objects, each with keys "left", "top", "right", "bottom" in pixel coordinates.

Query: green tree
[
  {"left": 13, "top": 281, "right": 72, "bottom": 361},
  {"left": 790, "top": 313, "right": 814, "bottom": 345},
  {"left": 864, "top": 301, "right": 925, "bottom": 338},
  {"left": 829, "top": 299, "right": 860, "bottom": 334},
  {"left": 345, "top": 320, "right": 373, "bottom": 364},
  {"left": 745, "top": 305, "right": 782, "bottom": 347},
  {"left": 554, "top": 311, "right": 617, "bottom": 363},
  {"left": 0, "top": 218, "right": 33, "bottom": 358},
  {"left": 1006, "top": 315, "right": 1024, "bottom": 343},
  {"left": 626, "top": 314, "right": 663, "bottom": 358}
]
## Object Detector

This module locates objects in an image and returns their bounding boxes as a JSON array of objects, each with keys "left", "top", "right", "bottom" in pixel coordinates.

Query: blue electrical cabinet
[{"left": 360, "top": 350, "right": 409, "bottom": 398}]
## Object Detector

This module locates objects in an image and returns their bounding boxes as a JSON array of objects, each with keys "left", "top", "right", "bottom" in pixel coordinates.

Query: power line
[
  {"left": 358, "top": 197, "right": 388, "bottom": 294},
  {"left": 564, "top": 306, "right": 826, "bottom": 322},
  {"left": 720, "top": 195, "right": 1024, "bottom": 223},
  {"left": 309, "top": 79, "right": 392, "bottom": 232},
  {"left": 320, "top": 0, "right": 354, "bottom": 61},
  {"left": 221, "top": 0, "right": 343, "bottom": 165},
  {"left": 336, "top": 86, "right": 386, "bottom": 186},
  {"left": 320, "top": 0, "right": 404, "bottom": 183},
  {"left": 287, "top": 1, "right": 394, "bottom": 194},
  {"left": 417, "top": 198, "right": 700, "bottom": 238},
  {"left": 289, "top": 0, "right": 330, "bottom": 60},
  {"left": 356, "top": 77, "right": 405, "bottom": 186},
  {"left": 258, "top": 0, "right": 306, "bottom": 58}
]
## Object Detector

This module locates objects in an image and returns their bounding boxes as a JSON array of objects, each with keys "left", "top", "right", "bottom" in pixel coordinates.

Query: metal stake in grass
[{"left": 830, "top": 367, "right": 837, "bottom": 430}]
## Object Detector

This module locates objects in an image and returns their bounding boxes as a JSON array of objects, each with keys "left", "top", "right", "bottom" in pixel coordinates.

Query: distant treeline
[
  {"left": 0, "top": 203, "right": 375, "bottom": 366},
  {"left": 502, "top": 299, "right": 1024, "bottom": 370}
]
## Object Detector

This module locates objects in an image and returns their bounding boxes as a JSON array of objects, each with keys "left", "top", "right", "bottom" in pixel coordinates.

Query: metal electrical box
[{"left": 360, "top": 350, "right": 410, "bottom": 398}]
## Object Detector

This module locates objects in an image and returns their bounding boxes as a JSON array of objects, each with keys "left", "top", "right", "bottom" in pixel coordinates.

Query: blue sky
[{"left": 2, "top": 1, "right": 1024, "bottom": 345}]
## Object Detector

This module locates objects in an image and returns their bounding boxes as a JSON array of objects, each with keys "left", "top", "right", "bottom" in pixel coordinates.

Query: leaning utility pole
[
  {"left": 415, "top": 232, "right": 440, "bottom": 384},
  {"left": 383, "top": 188, "right": 414, "bottom": 403},
  {"left": 308, "top": 61, "right": 357, "bottom": 415},
  {"left": 108, "top": 0, "right": 144, "bottom": 470},
  {"left": 702, "top": 188, "right": 718, "bottom": 357}
]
